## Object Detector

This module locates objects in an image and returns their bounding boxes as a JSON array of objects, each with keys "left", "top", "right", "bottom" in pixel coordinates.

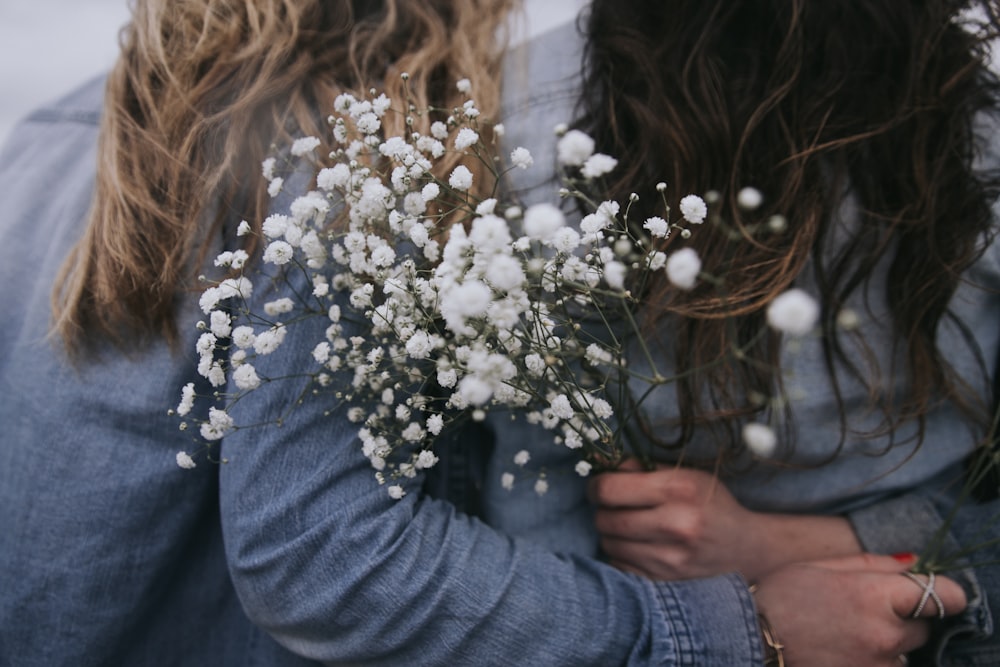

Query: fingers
[
  {"left": 893, "top": 571, "right": 967, "bottom": 620},
  {"left": 806, "top": 554, "right": 968, "bottom": 619},
  {"left": 595, "top": 506, "right": 699, "bottom": 542},
  {"left": 589, "top": 466, "right": 714, "bottom": 509},
  {"left": 808, "top": 552, "right": 915, "bottom": 574}
]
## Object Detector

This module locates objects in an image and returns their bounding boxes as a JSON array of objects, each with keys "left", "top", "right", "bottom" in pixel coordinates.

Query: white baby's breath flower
[
  {"left": 837, "top": 308, "right": 860, "bottom": 331},
  {"left": 370, "top": 244, "right": 396, "bottom": 268},
  {"left": 405, "top": 330, "right": 437, "bottom": 359},
  {"left": 176, "top": 382, "right": 196, "bottom": 416},
  {"left": 445, "top": 280, "right": 492, "bottom": 320},
  {"left": 415, "top": 450, "right": 439, "bottom": 469},
  {"left": 290, "top": 136, "right": 321, "bottom": 156},
  {"left": 737, "top": 187, "right": 763, "bottom": 210},
  {"left": 267, "top": 177, "right": 283, "bottom": 198},
  {"left": 603, "top": 261, "right": 627, "bottom": 290},
  {"left": 263, "top": 240, "right": 294, "bottom": 265},
  {"left": 580, "top": 213, "right": 608, "bottom": 235},
  {"left": 513, "top": 450, "right": 531, "bottom": 466},
  {"left": 448, "top": 165, "right": 474, "bottom": 191},
  {"left": 575, "top": 460, "right": 593, "bottom": 477},
  {"left": 372, "top": 93, "right": 391, "bottom": 115},
  {"left": 217, "top": 276, "right": 253, "bottom": 301},
  {"left": 312, "top": 342, "right": 331, "bottom": 364},
  {"left": 317, "top": 163, "right": 351, "bottom": 190},
  {"left": 742, "top": 422, "right": 777, "bottom": 458},
  {"left": 264, "top": 298, "right": 295, "bottom": 316},
  {"left": 581, "top": 153, "right": 618, "bottom": 179},
  {"left": 556, "top": 129, "right": 595, "bottom": 166},
  {"left": 408, "top": 222, "right": 430, "bottom": 248},
  {"left": 767, "top": 288, "right": 819, "bottom": 336},
  {"left": 421, "top": 182, "right": 441, "bottom": 202},
  {"left": 387, "top": 485, "right": 406, "bottom": 500},
  {"left": 550, "top": 227, "right": 581, "bottom": 253},
  {"left": 196, "top": 332, "right": 217, "bottom": 356},
  {"left": 510, "top": 147, "right": 533, "bottom": 169},
  {"left": 401, "top": 423, "right": 426, "bottom": 443},
  {"left": 236, "top": 220, "right": 252, "bottom": 236},
  {"left": 585, "top": 344, "right": 613, "bottom": 366},
  {"left": 665, "top": 248, "right": 702, "bottom": 290},
  {"left": 355, "top": 112, "right": 381, "bottom": 135},
  {"left": 476, "top": 198, "right": 498, "bottom": 216},
  {"left": 457, "top": 376, "right": 493, "bottom": 406},
  {"left": 200, "top": 407, "right": 235, "bottom": 441},
  {"left": 549, "top": 394, "right": 575, "bottom": 420},
  {"left": 534, "top": 479, "right": 549, "bottom": 495},
  {"left": 679, "top": 194, "right": 708, "bottom": 224},
  {"left": 233, "top": 363, "right": 261, "bottom": 390},
  {"left": 589, "top": 397, "right": 613, "bottom": 419},
  {"left": 501, "top": 472, "right": 515, "bottom": 490},
  {"left": 209, "top": 310, "right": 232, "bottom": 338},
  {"left": 456, "top": 78, "right": 472, "bottom": 93},
  {"left": 437, "top": 368, "right": 458, "bottom": 388},
  {"left": 253, "top": 325, "right": 287, "bottom": 355},
  {"left": 454, "top": 127, "right": 479, "bottom": 150},
  {"left": 643, "top": 216, "right": 670, "bottom": 238},
  {"left": 469, "top": 214, "right": 512, "bottom": 251},
  {"left": 523, "top": 203, "right": 565, "bottom": 240},
  {"left": 427, "top": 414, "right": 445, "bottom": 436},
  {"left": 262, "top": 214, "right": 289, "bottom": 239},
  {"left": 462, "top": 100, "right": 480, "bottom": 118},
  {"left": 231, "top": 326, "right": 256, "bottom": 349},
  {"left": 197, "top": 287, "right": 219, "bottom": 315},
  {"left": 261, "top": 157, "right": 277, "bottom": 180},
  {"left": 431, "top": 121, "right": 449, "bottom": 140},
  {"left": 524, "top": 353, "right": 546, "bottom": 377},
  {"left": 176, "top": 451, "right": 197, "bottom": 469},
  {"left": 646, "top": 251, "right": 667, "bottom": 271}
]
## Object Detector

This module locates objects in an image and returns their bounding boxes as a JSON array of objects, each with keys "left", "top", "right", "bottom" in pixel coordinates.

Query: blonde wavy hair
[{"left": 54, "top": 0, "right": 515, "bottom": 355}]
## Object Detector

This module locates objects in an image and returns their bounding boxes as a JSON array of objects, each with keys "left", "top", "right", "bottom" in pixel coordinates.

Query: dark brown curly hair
[{"left": 578, "top": 0, "right": 1000, "bottom": 460}]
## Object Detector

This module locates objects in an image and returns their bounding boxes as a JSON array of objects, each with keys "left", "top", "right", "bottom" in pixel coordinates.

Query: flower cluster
[{"left": 173, "top": 80, "right": 819, "bottom": 496}]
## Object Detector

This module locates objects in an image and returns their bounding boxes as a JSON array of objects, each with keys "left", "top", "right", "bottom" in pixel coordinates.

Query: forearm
[{"left": 220, "top": 422, "right": 763, "bottom": 666}]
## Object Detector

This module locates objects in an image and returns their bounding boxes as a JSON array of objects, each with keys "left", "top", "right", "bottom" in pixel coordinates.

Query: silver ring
[{"left": 901, "top": 571, "right": 946, "bottom": 620}]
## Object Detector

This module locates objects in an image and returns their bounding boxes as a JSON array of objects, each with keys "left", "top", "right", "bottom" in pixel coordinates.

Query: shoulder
[
  {"left": 19, "top": 74, "right": 107, "bottom": 130},
  {"left": 0, "top": 74, "right": 106, "bottom": 167}
]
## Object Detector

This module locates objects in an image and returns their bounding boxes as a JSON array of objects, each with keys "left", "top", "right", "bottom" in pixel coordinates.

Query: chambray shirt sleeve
[{"left": 215, "top": 212, "right": 763, "bottom": 665}]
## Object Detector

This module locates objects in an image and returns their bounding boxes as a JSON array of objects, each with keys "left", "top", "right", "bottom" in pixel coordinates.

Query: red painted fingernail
[{"left": 891, "top": 552, "right": 917, "bottom": 564}]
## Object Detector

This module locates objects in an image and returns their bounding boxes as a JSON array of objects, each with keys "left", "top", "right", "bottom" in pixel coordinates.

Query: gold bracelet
[{"left": 748, "top": 585, "right": 785, "bottom": 667}]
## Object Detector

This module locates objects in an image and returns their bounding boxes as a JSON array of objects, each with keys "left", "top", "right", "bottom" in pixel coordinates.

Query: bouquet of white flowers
[{"left": 172, "top": 77, "right": 819, "bottom": 497}]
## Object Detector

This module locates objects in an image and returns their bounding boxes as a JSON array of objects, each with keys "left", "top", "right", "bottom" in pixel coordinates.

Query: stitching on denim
[{"left": 25, "top": 109, "right": 101, "bottom": 127}]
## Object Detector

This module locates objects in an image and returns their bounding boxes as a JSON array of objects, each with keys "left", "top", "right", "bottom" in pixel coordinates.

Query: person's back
[{"left": 0, "top": 76, "right": 314, "bottom": 667}]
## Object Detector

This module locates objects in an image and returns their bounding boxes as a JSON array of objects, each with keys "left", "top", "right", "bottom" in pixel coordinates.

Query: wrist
[
  {"left": 749, "top": 584, "right": 785, "bottom": 667},
  {"left": 748, "top": 513, "right": 862, "bottom": 581}
]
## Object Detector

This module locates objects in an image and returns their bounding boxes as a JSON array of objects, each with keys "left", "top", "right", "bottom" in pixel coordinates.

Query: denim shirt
[{"left": 0, "top": 26, "right": 765, "bottom": 667}]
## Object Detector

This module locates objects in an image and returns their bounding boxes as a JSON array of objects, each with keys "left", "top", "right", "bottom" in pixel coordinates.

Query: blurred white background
[{"left": 0, "top": 1, "right": 131, "bottom": 145}]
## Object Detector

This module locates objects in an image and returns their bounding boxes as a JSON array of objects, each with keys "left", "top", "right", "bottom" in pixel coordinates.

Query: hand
[
  {"left": 589, "top": 460, "right": 862, "bottom": 582},
  {"left": 753, "top": 554, "right": 967, "bottom": 666}
]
